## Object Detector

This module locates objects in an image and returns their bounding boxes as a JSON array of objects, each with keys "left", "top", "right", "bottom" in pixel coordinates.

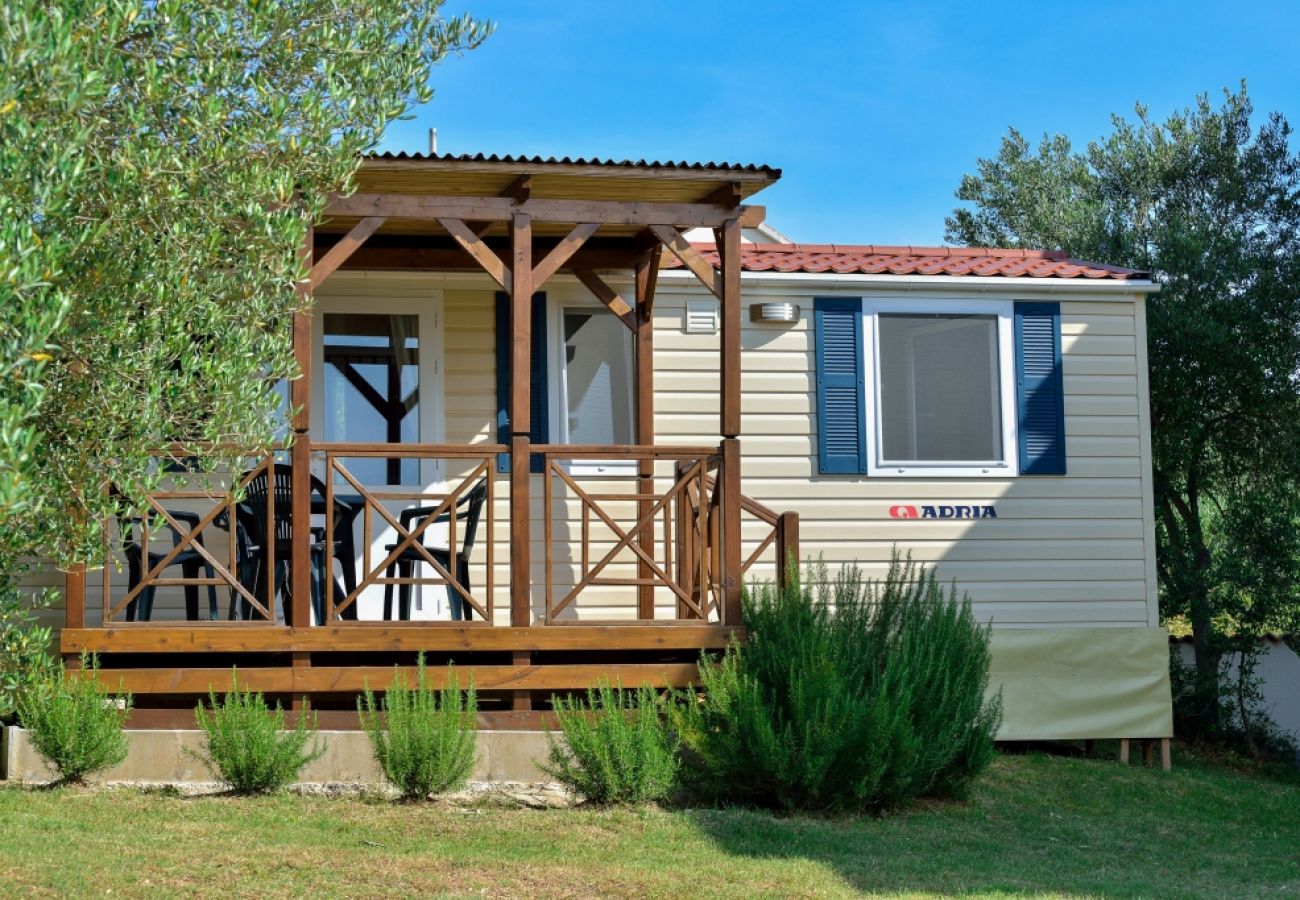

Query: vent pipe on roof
[{"left": 428, "top": 128, "right": 438, "bottom": 155}]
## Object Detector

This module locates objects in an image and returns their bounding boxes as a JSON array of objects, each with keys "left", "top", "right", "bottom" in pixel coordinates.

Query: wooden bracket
[
  {"left": 572, "top": 268, "right": 636, "bottom": 331},
  {"left": 532, "top": 222, "right": 600, "bottom": 289},
  {"left": 439, "top": 216, "right": 512, "bottom": 290},
  {"left": 504, "top": 175, "right": 533, "bottom": 204},
  {"left": 648, "top": 224, "right": 722, "bottom": 299},
  {"left": 309, "top": 216, "right": 387, "bottom": 290},
  {"left": 701, "top": 181, "right": 743, "bottom": 208}
]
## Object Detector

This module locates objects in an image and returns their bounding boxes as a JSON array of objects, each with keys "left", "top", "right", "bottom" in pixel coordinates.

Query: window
[
  {"left": 555, "top": 305, "right": 636, "bottom": 474},
  {"left": 877, "top": 314, "right": 1003, "bottom": 464},
  {"left": 867, "top": 302, "right": 1017, "bottom": 477},
  {"left": 814, "top": 298, "right": 1064, "bottom": 479},
  {"left": 322, "top": 312, "right": 421, "bottom": 484}
]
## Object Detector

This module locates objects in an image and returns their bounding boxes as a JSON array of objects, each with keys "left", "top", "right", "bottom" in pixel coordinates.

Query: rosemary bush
[
  {"left": 360, "top": 657, "right": 477, "bottom": 799},
  {"left": 544, "top": 682, "right": 679, "bottom": 805},
  {"left": 17, "top": 656, "right": 131, "bottom": 783},
  {"left": 673, "top": 554, "right": 1002, "bottom": 812},
  {"left": 194, "top": 681, "right": 323, "bottom": 794}
]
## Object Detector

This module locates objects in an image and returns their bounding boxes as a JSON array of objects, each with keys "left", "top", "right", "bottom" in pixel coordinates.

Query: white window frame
[
  {"left": 548, "top": 292, "right": 638, "bottom": 477},
  {"left": 863, "top": 298, "right": 1018, "bottom": 478}
]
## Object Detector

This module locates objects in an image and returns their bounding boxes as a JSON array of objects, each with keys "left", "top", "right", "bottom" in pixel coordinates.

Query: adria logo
[{"left": 890, "top": 504, "right": 998, "bottom": 520}]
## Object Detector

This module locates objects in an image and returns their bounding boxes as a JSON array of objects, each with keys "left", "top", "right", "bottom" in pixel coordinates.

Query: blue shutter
[
  {"left": 495, "top": 292, "right": 549, "bottom": 473},
  {"left": 1014, "top": 302, "right": 1066, "bottom": 475},
  {"left": 814, "top": 298, "right": 867, "bottom": 475}
]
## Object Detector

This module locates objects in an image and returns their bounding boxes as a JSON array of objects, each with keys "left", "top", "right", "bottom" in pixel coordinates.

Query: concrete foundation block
[{"left": 2, "top": 726, "right": 552, "bottom": 786}]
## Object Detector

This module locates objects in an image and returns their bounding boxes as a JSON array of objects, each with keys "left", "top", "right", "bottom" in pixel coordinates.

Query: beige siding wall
[{"left": 647, "top": 278, "right": 1157, "bottom": 629}]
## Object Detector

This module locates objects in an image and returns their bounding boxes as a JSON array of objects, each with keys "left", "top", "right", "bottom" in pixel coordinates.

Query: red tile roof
[{"left": 671, "top": 243, "right": 1147, "bottom": 280}]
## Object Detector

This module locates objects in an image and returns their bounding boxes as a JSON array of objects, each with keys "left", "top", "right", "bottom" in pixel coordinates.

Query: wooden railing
[
  {"left": 539, "top": 445, "right": 725, "bottom": 623},
  {"left": 706, "top": 474, "right": 801, "bottom": 587},
  {"left": 84, "top": 441, "right": 796, "bottom": 629},
  {"left": 316, "top": 443, "right": 501, "bottom": 624},
  {"left": 100, "top": 453, "right": 280, "bottom": 625}
]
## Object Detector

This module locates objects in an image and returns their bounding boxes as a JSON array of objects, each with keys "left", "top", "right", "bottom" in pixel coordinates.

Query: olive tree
[
  {"left": 946, "top": 84, "right": 1300, "bottom": 737},
  {"left": 0, "top": 0, "right": 488, "bottom": 710}
]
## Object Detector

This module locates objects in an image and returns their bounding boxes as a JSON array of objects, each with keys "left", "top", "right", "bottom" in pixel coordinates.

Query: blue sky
[{"left": 378, "top": 1, "right": 1300, "bottom": 246}]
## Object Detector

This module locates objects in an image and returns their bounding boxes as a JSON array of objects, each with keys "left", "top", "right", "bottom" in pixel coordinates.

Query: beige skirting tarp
[{"left": 989, "top": 627, "right": 1173, "bottom": 741}]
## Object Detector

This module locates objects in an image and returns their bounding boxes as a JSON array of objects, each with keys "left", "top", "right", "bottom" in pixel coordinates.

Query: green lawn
[{"left": 0, "top": 751, "right": 1297, "bottom": 898}]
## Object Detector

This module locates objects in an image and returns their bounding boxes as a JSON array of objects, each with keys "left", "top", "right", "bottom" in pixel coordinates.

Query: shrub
[
  {"left": 360, "top": 657, "right": 477, "bottom": 799},
  {"left": 672, "top": 554, "right": 1002, "bottom": 813},
  {"left": 543, "top": 682, "right": 679, "bottom": 805},
  {"left": 17, "top": 655, "right": 131, "bottom": 783},
  {"left": 0, "top": 577, "right": 56, "bottom": 721},
  {"left": 193, "top": 680, "right": 323, "bottom": 794}
]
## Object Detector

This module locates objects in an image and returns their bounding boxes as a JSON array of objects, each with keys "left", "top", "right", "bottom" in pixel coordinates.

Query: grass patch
[{"left": 0, "top": 751, "right": 1297, "bottom": 897}]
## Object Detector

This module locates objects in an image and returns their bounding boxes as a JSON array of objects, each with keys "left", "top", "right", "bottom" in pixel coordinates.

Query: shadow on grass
[
  {"left": 682, "top": 800, "right": 1044, "bottom": 897},
  {"left": 676, "top": 751, "right": 1300, "bottom": 897}
]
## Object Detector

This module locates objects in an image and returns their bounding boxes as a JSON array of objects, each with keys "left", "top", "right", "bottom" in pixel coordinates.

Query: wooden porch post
[
  {"left": 290, "top": 226, "right": 314, "bottom": 634},
  {"left": 719, "top": 217, "right": 743, "bottom": 625},
  {"left": 776, "top": 511, "right": 800, "bottom": 590},
  {"left": 62, "top": 564, "right": 86, "bottom": 668},
  {"left": 635, "top": 247, "right": 660, "bottom": 619},
  {"left": 509, "top": 213, "right": 533, "bottom": 628},
  {"left": 510, "top": 214, "right": 533, "bottom": 710}
]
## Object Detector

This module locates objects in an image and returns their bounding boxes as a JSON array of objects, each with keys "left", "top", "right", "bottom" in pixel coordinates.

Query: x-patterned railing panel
[
  {"left": 540, "top": 444, "right": 723, "bottom": 623},
  {"left": 318, "top": 443, "right": 500, "bottom": 624},
  {"left": 102, "top": 453, "right": 277, "bottom": 624}
]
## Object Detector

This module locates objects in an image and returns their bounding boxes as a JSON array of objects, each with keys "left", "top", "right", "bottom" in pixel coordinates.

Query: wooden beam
[
  {"left": 531, "top": 222, "right": 600, "bottom": 288},
  {"left": 61, "top": 624, "right": 743, "bottom": 654},
  {"left": 308, "top": 215, "right": 386, "bottom": 290},
  {"left": 468, "top": 220, "right": 495, "bottom": 237},
  {"left": 63, "top": 565, "right": 85, "bottom": 666},
  {"left": 648, "top": 224, "right": 722, "bottom": 299},
  {"left": 123, "top": 707, "right": 570, "bottom": 731},
  {"left": 327, "top": 193, "right": 766, "bottom": 229},
  {"left": 320, "top": 245, "right": 647, "bottom": 274},
  {"left": 503, "top": 174, "right": 532, "bottom": 204},
  {"left": 290, "top": 226, "right": 314, "bottom": 628},
  {"left": 510, "top": 214, "right": 533, "bottom": 632},
  {"left": 775, "top": 510, "right": 800, "bottom": 590},
  {"left": 719, "top": 216, "right": 742, "bottom": 437},
  {"left": 635, "top": 247, "right": 660, "bottom": 620},
  {"left": 81, "top": 663, "right": 701, "bottom": 694},
  {"left": 721, "top": 438, "right": 743, "bottom": 626},
  {"left": 572, "top": 268, "right": 636, "bottom": 331},
  {"left": 701, "top": 181, "right": 743, "bottom": 207},
  {"left": 439, "top": 216, "right": 511, "bottom": 290}
]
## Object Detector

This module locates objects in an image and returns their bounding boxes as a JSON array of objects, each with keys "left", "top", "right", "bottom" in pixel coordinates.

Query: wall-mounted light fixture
[{"left": 749, "top": 302, "right": 801, "bottom": 324}]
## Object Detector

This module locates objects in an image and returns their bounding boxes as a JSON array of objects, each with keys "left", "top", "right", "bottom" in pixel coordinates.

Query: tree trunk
[{"left": 1179, "top": 480, "right": 1221, "bottom": 731}]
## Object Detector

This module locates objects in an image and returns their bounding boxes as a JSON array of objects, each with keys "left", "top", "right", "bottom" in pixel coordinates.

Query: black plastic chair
[
  {"left": 241, "top": 464, "right": 348, "bottom": 624},
  {"left": 121, "top": 510, "right": 219, "bottom": 622},
  {"left": 220, "top": 501, "right": 270, "bottom": 621},
  {"left": 382, "top": 478, "right": 488, "bottom": 621}
]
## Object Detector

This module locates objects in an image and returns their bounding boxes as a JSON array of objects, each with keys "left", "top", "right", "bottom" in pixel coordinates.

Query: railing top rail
[
  {"left": 534, "top": 443, "right": 721, "bottom": 460},
  {"left": 315, "top": 442, "right": 507, "bottom": 457}
]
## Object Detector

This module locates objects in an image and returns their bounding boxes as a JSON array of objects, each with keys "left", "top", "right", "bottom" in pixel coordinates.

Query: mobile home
[{"left": 41, "top": 153, "right": 1171, "bottom": 745}]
